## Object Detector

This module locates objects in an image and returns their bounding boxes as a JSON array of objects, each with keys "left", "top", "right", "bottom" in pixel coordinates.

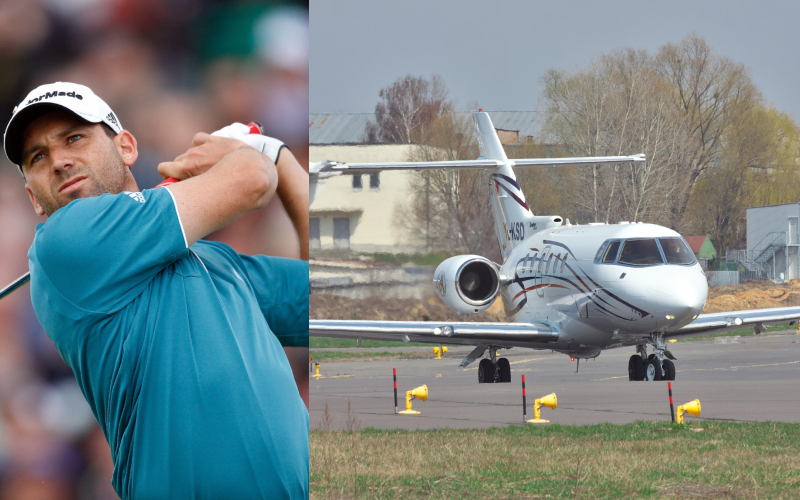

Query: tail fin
[{"left": 474, "top": 112, "right": 536, "bottom": 259}]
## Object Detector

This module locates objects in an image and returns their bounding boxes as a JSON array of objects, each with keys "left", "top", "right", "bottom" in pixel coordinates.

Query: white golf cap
[{"left": 4, "top": 82, "right": 123, "bottom": 170}]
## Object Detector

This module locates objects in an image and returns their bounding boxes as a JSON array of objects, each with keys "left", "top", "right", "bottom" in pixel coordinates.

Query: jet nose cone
[{"left": 670, "top": 270, "right": 708, "bottom": 324}]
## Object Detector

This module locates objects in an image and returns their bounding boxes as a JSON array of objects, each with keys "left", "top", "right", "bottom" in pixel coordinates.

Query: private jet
[{"left": 310, "top": 112, "right": 800, "bottom": 383}]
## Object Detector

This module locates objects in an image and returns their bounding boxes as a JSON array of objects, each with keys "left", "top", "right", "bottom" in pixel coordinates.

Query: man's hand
[{"left": 158, "top": 133, "right": 251, "bottom": 181}]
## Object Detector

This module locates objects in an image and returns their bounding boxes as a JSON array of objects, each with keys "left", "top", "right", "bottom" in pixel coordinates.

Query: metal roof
[
  {"left": 309, "top": 111, "right": 540, "bottom": 145},
  {"left": 309, "top": 113, "right": 374, "bottom": 144}
]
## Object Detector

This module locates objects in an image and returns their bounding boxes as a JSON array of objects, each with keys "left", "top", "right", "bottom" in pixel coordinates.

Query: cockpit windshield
[
  {"left": 618, "top": 239, "right": 664, "bottom": 266},
  {"left": 659, "top": 237, "right": 697, "bottom": 265}
]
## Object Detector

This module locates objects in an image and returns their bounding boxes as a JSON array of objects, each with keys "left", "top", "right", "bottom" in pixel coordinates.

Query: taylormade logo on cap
[
  {"left": 4, "top": 82, "right": 123, "bottom": 169},
  {"left": 27, "top": 90, "right": 84, "bottom": 104}
]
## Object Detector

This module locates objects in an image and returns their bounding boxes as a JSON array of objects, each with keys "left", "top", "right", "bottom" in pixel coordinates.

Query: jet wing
[
  {"left": 666, "top": 306, "right": 800, "bottom": 338},
  {"left": 311, "top": 319, "right": 560, "bottom": 368},
  {"left": 310, "top": 154, "right": 645, "bottom": 177},
  {"left": 311, "top": 319, "right": 559, "bottom": 347}
]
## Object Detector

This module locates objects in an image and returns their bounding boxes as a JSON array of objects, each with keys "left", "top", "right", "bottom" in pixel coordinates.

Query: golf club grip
[{"left": 154, "top": 121, "right": 264, "bottom": 189}]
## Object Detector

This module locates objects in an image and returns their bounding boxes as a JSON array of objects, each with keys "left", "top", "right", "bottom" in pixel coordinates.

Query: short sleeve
[
  {"left": 239, "top": 255, "right": 309, "bottom": 347},
  {"left": 33, "top": 188, "right": 188, "bottom": 313}
]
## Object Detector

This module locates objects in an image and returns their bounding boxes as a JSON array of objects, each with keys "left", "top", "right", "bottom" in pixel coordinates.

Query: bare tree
[
  {"left": 397, "top": 112, "right": 501, "bottom": 262},
  {"left": 540, "top": 49, "right": 690, "bottom": 226},
  {"left": 364, "top": 75, "right": 452, "bottom": 143},
  {"left": 655, "top": 32, "right": 761, "bottom": 227},
  {"left": 539, "top": 33, "right": 800, "bottom": 258}
]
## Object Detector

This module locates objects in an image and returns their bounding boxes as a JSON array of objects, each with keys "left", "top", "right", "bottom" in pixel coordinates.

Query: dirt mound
[
  {"left": 312, "top": 279, "right": 800, "bottom": 321},
  {"left": 704, "top": 279, "right": 800, "bottom": 313},
  {"left": 310, "top": 294, "right": 506, "bottom": 322}
]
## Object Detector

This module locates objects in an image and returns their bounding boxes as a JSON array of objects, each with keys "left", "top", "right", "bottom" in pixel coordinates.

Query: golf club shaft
[{"left": 0, "top": 272, "right": 30, "bottom": 301}]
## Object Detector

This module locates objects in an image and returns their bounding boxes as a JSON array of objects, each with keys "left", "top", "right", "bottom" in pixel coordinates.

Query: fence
[{"left": 707, "top": 270, "right": 770, "bottom": 287}]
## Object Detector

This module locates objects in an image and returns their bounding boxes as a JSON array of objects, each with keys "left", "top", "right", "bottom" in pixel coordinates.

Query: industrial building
[{"left": 727, "top": 202, "right": 800, "bottom": 281}]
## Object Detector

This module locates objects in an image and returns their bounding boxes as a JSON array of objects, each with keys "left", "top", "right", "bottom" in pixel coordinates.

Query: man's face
[{"left": 21, "top": 110, "right": 137, "bottom": 216}]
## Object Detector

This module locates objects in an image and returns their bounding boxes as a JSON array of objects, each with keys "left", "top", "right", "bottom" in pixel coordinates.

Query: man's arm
[
  {"left": 158, "top": 134, "right": 278, "bottom": 246},
  {"left": 274, "top": 149, "right": 309, "bottom": 261}
]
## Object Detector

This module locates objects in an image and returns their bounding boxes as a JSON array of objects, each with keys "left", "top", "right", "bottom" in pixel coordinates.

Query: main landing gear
[
  {"left": 628, "top": 335, "right": 677, "bottom": 381},
  {"left": 478, "top": 346, "right": 511, "bottom": 383}
]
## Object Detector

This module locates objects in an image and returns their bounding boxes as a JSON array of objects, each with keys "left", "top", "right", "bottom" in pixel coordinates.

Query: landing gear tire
[
  {"left": 662, "top": 359, "right": 676, "bottom": 381},
  {"left": 497, "top": 358, "right": 511, "bottom": 383},
  {"left": 644, "top": 358, "right": 662, "bottom": 381},
  {"left": 628, "top": 355, "right": 645, "bottom": 381},
  {"left": 478, "top": 359, "right": 495, "bottom": 383}
]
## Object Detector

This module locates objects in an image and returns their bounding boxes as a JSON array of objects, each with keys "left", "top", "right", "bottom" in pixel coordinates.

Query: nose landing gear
[{"left": 628, "top": 336, "right": 676, "bottom": 381}]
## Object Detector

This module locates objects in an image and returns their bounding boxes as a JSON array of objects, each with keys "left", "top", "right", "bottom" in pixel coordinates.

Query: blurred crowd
[{"left": 0, "top": 0, "right": 308, "bottom": 498}]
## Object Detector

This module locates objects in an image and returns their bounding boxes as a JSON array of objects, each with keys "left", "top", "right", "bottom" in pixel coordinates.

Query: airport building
[{"left": 726, "top": 202, "right": 800, "bottom": 281}]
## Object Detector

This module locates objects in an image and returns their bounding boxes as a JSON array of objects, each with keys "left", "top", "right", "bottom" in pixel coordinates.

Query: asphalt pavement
[{"left": 310, "top": 331, "right": 800, "bottom": 429}]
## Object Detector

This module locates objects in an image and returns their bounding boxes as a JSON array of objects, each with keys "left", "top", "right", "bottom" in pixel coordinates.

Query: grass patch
[
  {"left": 682, "top": 322, "right": 795, "bottom": 342},
  {"left": 311, "top": 420, "right": 800, "bottom": 498},
  {"left": 310, "top": 351, "right": 428, "bottom": 362},
  {"left": 310, "top": 337, "right": 452, "bottom": 348}
]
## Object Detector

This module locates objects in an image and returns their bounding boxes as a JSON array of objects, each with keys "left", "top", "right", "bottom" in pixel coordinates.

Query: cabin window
[
  {"left": 659, "top": 238, "right": 696, "bottom": 265},
  {"left": 602, "top": 241, "right": 621, "bottom": 263},
  {"left": 618, "top": 239, "right": 664, "bottom": 266}
]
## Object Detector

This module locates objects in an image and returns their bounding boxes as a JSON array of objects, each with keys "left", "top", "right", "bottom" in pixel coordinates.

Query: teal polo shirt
[{"left": 27, "top": 187, "right": 309, "bottom": 499}]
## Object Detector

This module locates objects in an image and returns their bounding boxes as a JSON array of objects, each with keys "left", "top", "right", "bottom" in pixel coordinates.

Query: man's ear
[
  {"left": 25, "top": 183, "right": 46, "bottom": 217},
  {"left": 114, "top": 130, "right": 138, "bottom": 168}
]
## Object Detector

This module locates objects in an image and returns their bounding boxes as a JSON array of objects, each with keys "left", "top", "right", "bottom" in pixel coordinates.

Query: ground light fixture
[
  {"left": 527, "top": 393, "right": 557, "bottom": 423},
  {"left": 398, "top": 385, "right": 428, "bottom": 414},
  {"left": 676, "top": 399, "right": 701, "bottom": 424},
  {"left": 433, "top": 346, "right": 448, "bottom": 359}
]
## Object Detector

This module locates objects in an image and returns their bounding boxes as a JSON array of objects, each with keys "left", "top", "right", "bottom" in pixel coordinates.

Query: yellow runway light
[
  {"left": 398, "top": 385, "right": 428, "bottom": 415},
  {"left": 433, "top": 346, "right": 448, "bottom": 359},
  {"left": 527, "top": 393, "right": 557, "bottom": 424},
  {"left": 676, "top": 399, "right": 701, "bottom": 424},
  {"left": 313, "top": 363, "right": 321, "bottom": 379}
]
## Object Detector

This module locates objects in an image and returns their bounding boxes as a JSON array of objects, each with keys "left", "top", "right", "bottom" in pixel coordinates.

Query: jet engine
[{"left": 433, "top": 255, "right": 500, "bottom": 314}]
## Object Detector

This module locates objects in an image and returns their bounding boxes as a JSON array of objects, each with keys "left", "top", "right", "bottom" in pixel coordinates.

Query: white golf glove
[{"left": 211, "top": 122, "right": 287, "bottom": 164}]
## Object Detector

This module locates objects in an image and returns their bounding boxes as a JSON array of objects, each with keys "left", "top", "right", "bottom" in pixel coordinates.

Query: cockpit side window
[
  {"left": 594, "top": 241, "right": 609, "bottom": 262},
  {"left": 659, "top": 237, "right": 697, "bottom": 265},
  {"left": 602, "top": 241, "right": 621, "bottom": 263},
  {"left": 618, "top": 239, "right": 664, "bottom": 266}
]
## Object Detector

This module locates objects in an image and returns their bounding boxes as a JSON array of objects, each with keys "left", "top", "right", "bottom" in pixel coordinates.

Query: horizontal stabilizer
[
  {"left": 310, "top": 154, "right": 645, "bottom": 177},
  {"left": 511, "top": 154, "right": 645, "bottom": 167},
  {"left": 311, "top": 159, "right": 502, "bottom": 176}
]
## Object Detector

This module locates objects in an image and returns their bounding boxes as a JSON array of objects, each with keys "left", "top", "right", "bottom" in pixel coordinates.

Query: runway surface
[{"left": 310, "top": 331, "right": 800, "bottom": 429}]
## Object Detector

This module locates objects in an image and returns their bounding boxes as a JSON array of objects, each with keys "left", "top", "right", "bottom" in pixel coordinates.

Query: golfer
[{"left": 4, "top": 82, "right": 309, "bottom": 499}]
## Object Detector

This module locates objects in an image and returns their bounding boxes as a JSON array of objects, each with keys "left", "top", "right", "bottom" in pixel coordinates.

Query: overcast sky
[{"left": 310, "top": 0, "right": 800, "bottom": 121}]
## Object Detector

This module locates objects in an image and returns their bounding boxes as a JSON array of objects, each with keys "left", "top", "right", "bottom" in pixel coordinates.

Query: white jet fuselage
[{"left": 499, "top": 222, "right": 708, "bottom": 357}]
